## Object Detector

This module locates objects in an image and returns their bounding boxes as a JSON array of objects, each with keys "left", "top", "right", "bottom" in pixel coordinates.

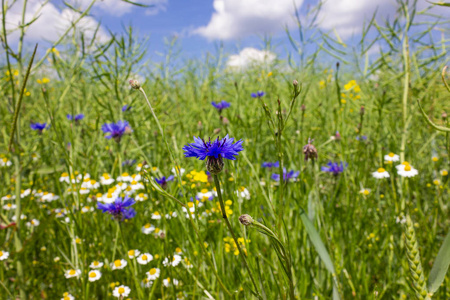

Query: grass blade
[{"left": 428, "top": 230, "right": 450, "bottom": 293}]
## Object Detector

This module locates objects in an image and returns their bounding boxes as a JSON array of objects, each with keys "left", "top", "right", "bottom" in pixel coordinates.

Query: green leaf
[
  {"left": 427, "top": 1, "right": 450, "bottom": 7},
  {"left": 428, "top": 230, "right": 450, "bottom": 293}
]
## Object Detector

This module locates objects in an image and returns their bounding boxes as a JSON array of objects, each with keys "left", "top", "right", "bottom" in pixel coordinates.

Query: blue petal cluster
[
  {"left": 30, "top": 122, "right": 48, "bottom": 132},
  {"left": 271, "top": 168, "right": 299, "bottom": 182},
  {"left": 183, "top": 134, "right": 244, "bottom": 161},
  {"left": 67, "top": 114, "right": 85, "bottom": 121},
  {"left": 262, "top": 161, "right": 279, "bottom": 168},
  {"left": 251, "top": 91, "right": 265, "bottom": 98},
  {"left": 155, "top": 175, "right": 174, "bottom": 189},
  {"left": 97, "top": 195, "right": 136, "bottom": 221},
  {"left": 122, "top": 105, "right": 132, "bottom": 112},
  {"left": 211, "top": 101, "right": 231, "bottom": 113},
  {"left": 321, "top": 161, "right": 347, "bottom": 176},
  {"left": 101, "top": 120, "right": 131, "bottom": 141}
]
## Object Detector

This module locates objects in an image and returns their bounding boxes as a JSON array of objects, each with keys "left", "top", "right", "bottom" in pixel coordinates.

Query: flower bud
[
  {"left": 360, "top": 106, "right": 365, "bottom": 116},
  {"left": 301, "top": 104, "right": 306, "bottom": 111},
  {"left": 293, "top": 79, "right": 298, "bottom": 86},
  {"left": 239, "top": 214, "right": 254, "bottom": 226},
  {"left": 206, "top": 155, "right": 224, "bottom": 175},
  {"left": 303, "top": 138, "right": 318, "bottom": 162},
  {"left": 442, "top": 111, "right": 447, "bottom": 120},
  {"left": 129, "top": 79, "right": 140, "bottom": 90}
]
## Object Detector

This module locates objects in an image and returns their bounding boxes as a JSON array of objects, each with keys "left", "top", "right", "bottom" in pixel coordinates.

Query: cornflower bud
[
  {"left": 239, "top": 214, "right": 254, "bottom": 226},
  {"left": 129, "top": 79, "right": 140, "bottom": 90}
]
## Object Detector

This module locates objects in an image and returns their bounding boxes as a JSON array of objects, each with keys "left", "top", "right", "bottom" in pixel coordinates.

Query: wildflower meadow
[{"left": 1, "top": 1, "right": 450, "bottom": 299}]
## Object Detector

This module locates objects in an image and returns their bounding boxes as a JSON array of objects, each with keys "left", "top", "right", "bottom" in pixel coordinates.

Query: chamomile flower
[
  {"left": 88, "top": 270, "right": 101, "bottom": 282},
  {"left": 111, "top": 259, "right": 127, "bottom": 270},
  {"left": 146, "top": 268, "right": 160, "bottom": 280},
  {"left": 235, "top": 187, "right": 251, "bottom": 199},
  {"left": 1, "top": 194, "right": 15, "bottom": 201},
  {"left": 26, "top": 219, "right": 40, "bottom": 227},
  {"left": 372, "top": 168, "right": 389, "bottom": 179},
  {"left": 165, "top": 211, "right": 178, "bottom": 219},
  {"left": 136, "top": 163, "right": 149, "bottom": 172},
  {"left": 64, "top": 269, "right": 81, "bottom": 279},
  {"left": 163, "top": 254, "right": 182, "bottom": 267},
  {"left": 440, "top": 170, "right": 448, "bottom": 176},
  {"left": 130, "top": 180, "right": 144, "bottom": 190},
  {"left": 112, "top": 285, "right": 131, "bottom": 298},
  {"left": 81, "top": 206, "right": 94, "bottom": 213},
  {"left": 135, "top": 193, "right": 148, "bottom": 201},
  {"left": 0, "top": 250, "right": 10, "bottom": 260},
  {"left": 384, "top": 152, "right": 400, "bottom": 162},
  {"left": 163, "top": 277, "right": 179, "bottom": 287},
  {"left": 195, "top": 189, "right": 215, "bottom": 201},
  {"left": 142, "top": 223, "right": 155, "bottom": 234},
  {"left": 151, "top": 211, "right": 162, "bottom": 220},
  {"left": 117, "top": 172, "right": 132, "bottom": 182},
  {"left": 3, "top": 203, "right": 16, "bottom": 210},
  {"left": 128, "top": 249, "right": 140, "bottom": 259},
  {"left": 0, "top": 157, "right": 12, "bottom": 167},
  {"left": 100, "top": 173, "right": 115, "bottom": 185},
  {"left": 171, "top": 166, "right": 185, "bottom": 176},
  {"left": 397, "top": 164, "right": 418, "bottom": 178},
  {"left": 89, "top": 261, "right": 104, "bottom": 269},
  {"left": 137, "top": 253, "right": 153, "bottom": 265},
  {"left": 61, "top": 292, "right": 75, "bottom": 300}
]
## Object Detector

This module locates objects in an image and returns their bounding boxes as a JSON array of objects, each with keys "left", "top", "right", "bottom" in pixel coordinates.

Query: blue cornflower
[
  {"left": 155, "top": 175, "right": 174, "bottom": 189},
  {"left": 122, "top": 159, "right": 136, "bottom": 167},
  {"left": 101, "top": 120, "right": 131, "bottom": 142},
  {"left": 321, "top": 161, "right": 347, "bottom": 176},
  {"left": 97, "top": 195, "right": 136, "bottom": 221},
  {"left": 67, "top": 114, "right": 85, "bottom": 121},
  {"left": 211, "top": 101, "right": 230, "bottom": 113},
  {"left": 251, "top": 91, "right": 265, "bottom": 98},
  {"left": 262, "top": 161, "right": 279, "bottom": 168},
  {"left": 183, "top": 134, "right": 244, "bottom": 174},
  {"left": 122, "top": 105, "right": 132, "bottom": 112},
  {"left": 271, "top": 168, "right": 299, "bottom": 182},
  {"left": 30, "top": 122, "right": 48, "bottom": 133},
  {"left": 356, "top": 135, "right": 367, "bottom": 141}
]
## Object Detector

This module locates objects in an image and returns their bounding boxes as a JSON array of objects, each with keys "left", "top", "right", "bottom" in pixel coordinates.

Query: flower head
[
  {"left": 372, "top": 168, "right": 390, "bottom": 179},
  {"left": 67, "top": 114, "right": 84, "bottom": 122},
  {"left": 88, "top": 270, "right": 101, "bottom": 282},
  {"left": 321, "top": 161, "right": 347, "bottom": 176},
  {"left": 113, "top": 285, "right": 131, "bottom": 298},
  {"left": 271, "top": 168, "right": 299, "bottom": 182},
  {"left": 64, "top": 269, "right": 81, "bottom": 279},
  {"left": 397, "top": 163, "right": 418, "bottom": 178},
  {"left": 97, "top": 195, "right": 136, "bottom": 221},
  {"left": 384, "top": 152, "right": 399, "bottom": 162},
  {"left": 101, "top": 120, "right": 131, "bottom": 142},
  {"left": 303, "top": 138, "right": 318, "bottom": 161},
  {"left": 0, "top": 250, "right": 9, "bottom": 260},
  {"left": 183, "top": 135, "right": 244, "bottom": 174},
  {"left": 251, "top": 91, "right": 265, "bottom": 98},
  {"left": 211, "top": 101, "right": 231, "bottom": 113},
  {"left": 30, "top": 122, "right": 48, "bottom": 133},
  {"left": 155, "top": 175, "right": 174, "bottom": 189},
  {"left": 261, "top": 161, "right": 279, "bottom": 168}
]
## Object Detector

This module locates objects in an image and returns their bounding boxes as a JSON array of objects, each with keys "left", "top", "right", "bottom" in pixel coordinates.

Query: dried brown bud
[
  {"left": 213, "top": 128, "right": 221, "bottom": 135},
  {"left": 293, "top": 79, "right": 298, "bottom": 86},
  {"left": 442, "top": 112, "right": 447, "bottom": 120},
  {"left": 360, "top": 106, "right": 365, "bottom": 116},
  {"left": 221, "top": 117, "right": 229, "bottom": 125},
  {"left": 197, "top": 121, "right": 203, "bottom": 131},
  {"left": 129, "top": 79, "right": 141, "bottom": 90},
  {"left": 239, "top": 214, "right": 254, "bottom": 226},
  {"left": 301, "top": 104, "right": 306, "bottom": 111},
  {"left": 303, "top": 138, "right": 318, "bottom": 162}
]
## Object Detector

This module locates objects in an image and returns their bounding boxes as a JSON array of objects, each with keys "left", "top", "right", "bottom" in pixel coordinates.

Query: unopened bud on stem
[
  {"left": 239, "top": 214, "right": 254, "bottom": 226},
  {"left": 129, "top": 79, "right": 141, "bottom": 90}
]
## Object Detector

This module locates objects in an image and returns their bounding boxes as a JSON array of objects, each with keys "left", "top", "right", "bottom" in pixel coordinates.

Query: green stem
[
  {"left": 13, "top": 157, "right": 26, "bottom": 299},
  {"left": 213, "top": 175, "right": 262, "bottom": 299}
]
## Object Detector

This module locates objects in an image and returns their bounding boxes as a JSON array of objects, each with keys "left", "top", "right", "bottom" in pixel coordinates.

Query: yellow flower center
[
  {"left": 128, "top": 250, "right": 135, "bottom": 256},
  {"left": 442, "top": 170, "right": 448, "bottom": 176},
  {"left": 118, "top": 287, "right": 125, "bottom": 294},
  {"left": 153, "top": 211, "right": 160, "bottom": 216},
  {"left": 142, "top": 255, "right": 148, "bottom": 261},
  {"left": 122, "top": 172, "right": 129, "bottom": 177},
  {"left": 144, "top": 223, "right": 151, "bottom": 229},
  {"left": 69, "top": 269, "right": 76, "bottom": 275},
  {"left": 0, "top": 251, "right": 3, "bottom": 256},
  {"left": 404, "top": 165, "right": 411, "bottom": 171},
  {"left": 149, "top": 268, "right": 157, "bottom": 275},
  {"left": 377, "top": 168, "right": 385, "bottom": 173},
  {"left": 93, "top": 261, "right": 99, "bottom": 266},
  {"left": 388, "top": 152, "right": 395, "bottom": 157},
  {"left": 114, "top": 260, "right": 122, "bottom": 267},
  {"left": 89, "top": 271, "right": 97, "bottom": 278},
  {"left": 402, "top": 161, "right": 409, "bottom": 166},
  {"left": 432, "top": 157, "right": 438, "bottom": 162},
  {"left": 363, "top": 190, "right": 370, "bottom": 195},
  {"left": 64, "top": 297, "right": 70, "bottom": 300}
]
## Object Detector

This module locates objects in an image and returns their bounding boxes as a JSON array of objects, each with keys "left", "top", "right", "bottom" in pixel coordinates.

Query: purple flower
[
  {"left": 30, "top": 122, "right": 48, "bottom": 133},
  {"left": 262, "top": 161, "right": 279, "bottom": 168},
  {"left": 211, "top": 101, "right": 230, "bottom": 113},
  {"left": 183, "top": 135, "right": 244, "bottom": 174},
  {"left": 67, "top": 114, "right": 85, "bottom": 121},
  {"left": 271, "top": 168, "right": 299, "bottom": 182},
  {"left": 101, "top": 120, "right": 131, "bottom": 142},
  {"left": 122, "top": 159, "right": 136, "bottom": 167},
  {"left": 97, "top": 195, "right": 136, "bottom": 221},
  {"left": 251, "top": 91, "right": 265, "bottom": 98},
  {"left": 356, "top": 135, "right": 367, "bottom": 141},
  {"left": 321, "top": 161, "right": 347, "bottom": 176},
  {"left": 122, "top": 105, "right": 132, "bottom": 112},
  {"left": 155, "top": 175, "right": 174, "bottom": 189}
]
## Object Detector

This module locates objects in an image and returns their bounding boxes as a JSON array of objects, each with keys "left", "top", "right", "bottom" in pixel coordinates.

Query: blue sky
[{"left": 3, "top": 0, "right": 449, "bottom": 67}]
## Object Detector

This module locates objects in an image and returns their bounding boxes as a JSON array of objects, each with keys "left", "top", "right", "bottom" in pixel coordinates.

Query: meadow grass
[{"left": 1, "top": 1, "right": 450, "bottom": 299}]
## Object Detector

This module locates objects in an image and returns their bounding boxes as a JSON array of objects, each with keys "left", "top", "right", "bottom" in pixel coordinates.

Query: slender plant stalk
[
  {"left": 13, "top": 157, "right": 26, "bottom": 299},
  {"left": 213, "top": 175, "right": 262, "bottom": 299}
]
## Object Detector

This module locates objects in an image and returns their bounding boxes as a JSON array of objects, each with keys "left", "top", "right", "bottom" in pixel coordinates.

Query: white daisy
[
  {"left": 59, "top": 172, "right": 70, "bottom": 183},
  {"left": 64, "top": 269, "right": 81, "bottom": 278},
  {"left": 130, "top": 180, "right": 144, "bottom": 190},
  {"left": 151, "top": 211, "right": 162, "bottom": 220},
  {"left": 89, "top": 261, "right": 104, "bottom": 269},
  {"left": 88, "top": 270, "right": 101, "bottom": 282},
  {"left": 20, "top": 189, "right": 31, "bottom": 198},
  {"left": 440, "top": 170, "right": 448, "bottom": 176},
  {"left": 41, "top": 192, "right": 59, "bottom": 202},
  {"left": 81, "top": 206, "right": 94, "bottom": 213},
  {"left": 359, "top": 188, "right": 371, "bottom": 196},
  {"left": 136, "top": 163, "right": 149, "bottom": 172},
  {"left": 2, "top": 203, "right": 16, "bottom": 210},
  {"left": 372, "top": 168, "right": 389, "bottom": 179},
  {"left": 128, "top": 249, "right": 140, "bottom": 259},
  {"left": 1, "top": 194, "right": 15, "bottom": 201},
  {"left": 26, "top": 219, "right": 40, "bottom": 227},
  {"left": 135, "top": 193, "right": 148, "bottom": 201},
  {"left": 112, "top": 285, "right": 131, "bottom": 298},
  {"left": 130, "top": 174, "right": 142, "bottom": 182},
  {"left": 0, "top": 157, "right": 12, "bottom": 167},
  {"left": 61, "top": 292, "right": 75, "bottom": 300},
  {"left": 165, "top": 211, "right": 177, "bottom": 219},
  {"left": 163, "top": 254, "right": 182, "bottom": 267},
  {"left": 79, "top": 187, "right": 90, "bottom": 195},
  {"left": 235, "top": 187, "right": 251, "bottom": 200},
  {"left": 163, "top": 277, "right": 179, "bottom": 287},
  {"left": 100, "top": 173, "right": 115, "bottom": 185},
  {"left": 171, "top": 166, "right": 185, "bottom": 176},
  {"left": 384, "top": 152, "right": 400, "bottom": 162},
  {"left": 11, "top": 214, "right": 27, "bottom": 221},
  {"left": 117, "top": 172, "right": 132, "bottom": 182},
  {"left": 397, "top": 164, "right": 418, "bottom": 178},
  {"left": 146, "top": 268, "right": 161, "bottom": 280},
  {"left": 141, "top": 223, "right": 155, "bottom": 235},
  {"left": 111, "top": 259, "right": 127, "bottom": 270},
  {"left": 137, "top": 253, "right": 153, "bottom": 265},
  {"left": 195, "top": 189, "right": 214, "bottom": 201},
  {"left": 0, "top": 250, "right": 10, "bottom": 260}
]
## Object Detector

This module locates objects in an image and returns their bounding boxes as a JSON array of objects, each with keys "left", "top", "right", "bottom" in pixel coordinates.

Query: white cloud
[
  {"left": 226, "top": 47, "right": 276, "bottom": 70},
  {"left": 194, "top": 0, "right": 303, "bottom": 40},
  {"left": 3, "top": 0, "right": 109, "bottom": 45},
  {"left": 69, "top": 0, "right": 167, "bottom": 17}
]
